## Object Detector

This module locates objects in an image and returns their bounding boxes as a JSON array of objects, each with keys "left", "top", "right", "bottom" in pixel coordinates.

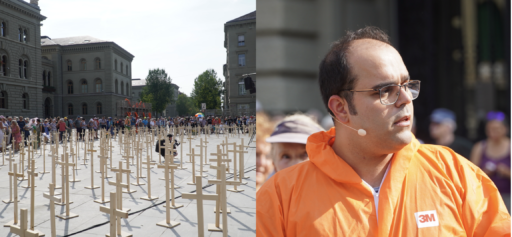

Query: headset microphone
[{"left": 331, "top": 115, "right": 367, "bottom": 136}]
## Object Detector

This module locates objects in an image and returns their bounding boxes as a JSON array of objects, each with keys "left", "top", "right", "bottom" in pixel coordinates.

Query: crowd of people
[{"left": 0, "top": 114, "right": 256, "bottom": 154}]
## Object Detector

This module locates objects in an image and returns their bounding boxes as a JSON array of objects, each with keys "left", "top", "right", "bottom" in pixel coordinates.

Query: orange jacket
[{"left": 257, "top": 128, "right": 511, "bottom": 237}]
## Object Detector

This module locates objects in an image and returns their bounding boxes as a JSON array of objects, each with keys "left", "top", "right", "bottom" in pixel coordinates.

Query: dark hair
[{"left": 318, "top": 26, "right": 392, "bottom": 116}]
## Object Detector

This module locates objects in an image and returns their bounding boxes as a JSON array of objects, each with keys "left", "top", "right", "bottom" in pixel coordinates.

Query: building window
[
  {"left": 95, "top": 58, "right": 101, "bottom": 70},
  {"left": 238, "top": 54, "right": 246, "bottom": 66},
  {"left": 115, "top": 59, "right": 118, "bottom": 71},
  {"left": 115, "top": 79, "right": 118, "bottom": 94},
  {"left": 121, "top": 62, "right": 123, "bottom": 74},
  {"left": 126, "top": 65, "right": 128, "bottom": 75},
  {"left": 0, "top": 22, "right": 5, "bottom": 37},
  {"left": 82, "top": 103, "right": 87, "bottom": 115},
  {"left": 80, "top": 59, "right": 87, "bottom": 70},
  {"left": 0, "top": 55, "right": 7, "bottom": 76},
  {"left": 23, "top": 60, "right": 27, "bottom": 79},
  {"left": 47, "top": 71, "right": 51, "bottom": 86},
  {"left": 0, "top": 91, "right": 6, "bottom": 108},
  {"left": 95, "top": 79, "right": 102, "bottom": 92},
  {"left": 43, "top": 70, "right": 46, "bottom": 86},
  {"left": 237, "top": 104, "right": 249, "bottom": 110},
  {"left": 126, "top": 84, "right": 129, "bottom": 96},
  {"left": 81, "top": 80, "right": 88, "bottom": 93},
  {"left": 68, "top": 104, "right": 73, "bottom": 115},
  {"left": 67, "top": 60, "right": 72, "bottom": 71},
  {"left": 23, "top": 29, "right": 27, "bottom": 43},
  {"left": 96, "top": 102, "right": 102, "bottom": 114},
  {"left": 121, "top": 81, "right": 124, "bottom": 95},
  {"left": 238, "top": 35, "right": 245, "bottom": 46},
  {"left": 18, "top": 28, "right": 22, "bottom": 42},
  {"left": 238, "top": 78, "right": 246, "bottom": 95},
  {"left": 22, "top": 93, "right": 28, "bottom": 109},
  {"left": 67, "top": 81, "right": 73, "bottom": 94}
]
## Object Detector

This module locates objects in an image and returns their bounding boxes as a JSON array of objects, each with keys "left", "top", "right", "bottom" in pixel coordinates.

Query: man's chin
[{"left": 394, "top": 130, "right": 413, "bottom": 146}]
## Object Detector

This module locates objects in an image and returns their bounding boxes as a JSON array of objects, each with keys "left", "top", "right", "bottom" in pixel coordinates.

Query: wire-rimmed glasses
[{"left": 342, "top": 80, "right": 421, "bottom": 105}]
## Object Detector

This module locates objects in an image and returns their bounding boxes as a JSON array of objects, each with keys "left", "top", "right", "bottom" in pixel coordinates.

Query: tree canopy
[
  {"left": 190, "top": 69, "right": 223, "bottom": 110},
  {"left": 140, "top": 68, "right": 175, "bottom": 113},
  {"left": 176, "top": 93, "right": 198, "bottom": 116}
]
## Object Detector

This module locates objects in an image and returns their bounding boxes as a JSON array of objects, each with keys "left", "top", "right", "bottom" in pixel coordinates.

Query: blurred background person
[
  {"left": 266, "top": 114, "right": 324, "bottom": 174},
  {"left": 430, "top": 108, "right": 473, "bottom": 158},
  {"left": 256, "top": 111, "right": 275, "bottom": 191},
  {"left": 470, "top": 111, "right": 510, "bottom": 213}
]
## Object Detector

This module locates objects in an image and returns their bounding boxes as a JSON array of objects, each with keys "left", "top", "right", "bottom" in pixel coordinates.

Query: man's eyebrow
[{"left": 370, "top": 75, "right": 411, "bottom": 90}]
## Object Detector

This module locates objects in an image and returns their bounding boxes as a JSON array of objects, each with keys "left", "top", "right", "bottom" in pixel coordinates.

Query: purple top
[{"left": 480, "top": 141, "right": 511, "bottom": 194}]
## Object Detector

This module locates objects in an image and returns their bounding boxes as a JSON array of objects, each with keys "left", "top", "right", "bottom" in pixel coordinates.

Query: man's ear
[{"left": 328, "top": 95, "right": 349, "bottom": 123}]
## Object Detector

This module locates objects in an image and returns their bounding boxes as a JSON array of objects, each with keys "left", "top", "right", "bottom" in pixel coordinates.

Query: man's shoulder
[{"left": 415, "top": 143, "right": 481, "bottom": 179}]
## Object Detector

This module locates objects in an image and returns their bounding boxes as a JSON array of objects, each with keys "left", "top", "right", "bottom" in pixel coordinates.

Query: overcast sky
[{"left": 38, "top": 0, "right": 255, "bottom": 96}]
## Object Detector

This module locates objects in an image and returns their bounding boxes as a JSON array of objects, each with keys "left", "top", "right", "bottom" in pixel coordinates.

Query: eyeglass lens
[{"left": 380, "top": 81, "right": 420, "bottom": 105}]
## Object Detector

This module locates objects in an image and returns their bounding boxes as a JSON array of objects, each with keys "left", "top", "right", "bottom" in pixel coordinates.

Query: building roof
[
  {"left": 226, "top": 11, "right": 255, "bottom": 24},
  {"left": 41, "top": 36, "right": 110, "bottom": 46},
  {"left": 14, "top": 0, "right": 40, "bottom": 10}
]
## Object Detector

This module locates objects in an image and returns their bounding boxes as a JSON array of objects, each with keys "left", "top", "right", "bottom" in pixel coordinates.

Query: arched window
[
  {"left": 121, "top": 62, "right": 123, "bottom": 74},
  {"left": 0, "top": 91, "right": 6, "bottom": 109},
  {"left": 82, "top": 103, "right": 88, "bottom": 115},
  {"left": 96, "top": 102, "right": 102, "bottom": 114},
  {"left": 23, "top": 60, "right": 28, "bottom": 79},
  {"left": 23, "top": 29, "right": 27, "bottom": 43},
  {"left": 22, "top": 93, "right": 28, "bottom": 109},
  {"left": 42, "top": 70, "right": 47, "bottom": 86},
  {"left": 47, "top": 71, "right": 51, "bottom": 86},
  {"left": 68, "top": 104, "right": 73, "bottom": 115},
  {"left": 95, "top": 79, "right": 102, "bottom": 92},
  {"left": 115, "top": 59, "right": 118, "bottom": 71},
  {"left": 0, "top": 55, "right": 7, "bottom": 76},
  {"left": 95, "top": 58, "right": 101, "bottom": 70},
  {"left": 67, "top": 81, "right": 73, "bottom": 94},
  {"left": 18, "top": 28, "right": 22, "bottom": 42},
  {"left": 121, "top": 81, "right": 124, "bottom": 95},
  {"left": 67, "top": 60, "right": 72, "bottom": 71},
  {"left": 81, "top": 80, "right": 88, "bottom": 93},
  {"left": 126, "top": 84, "right": 129, "bottom": 96},
  {"left": 80, "top": 59, "right": 87, "bottom": 70},
  {"left": 0, "top": 22, "right": 5, "bottom": 37},
  {"left": 126, "top": 65, "right": 128, "bottom": 75},
  {"left": 115, "top": 79, "right": 118, "bottom": 94}
]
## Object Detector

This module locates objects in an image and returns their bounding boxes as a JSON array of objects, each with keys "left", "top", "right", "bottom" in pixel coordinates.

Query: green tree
[
  {"left": 140, "top": 68, "right": 175, "bottom": 113},
  {"left": 176, "top": 93, "right": 199, "bottom": 116},
  {"left": 190, "top": 69, "right": 223, "bottom": 110}
]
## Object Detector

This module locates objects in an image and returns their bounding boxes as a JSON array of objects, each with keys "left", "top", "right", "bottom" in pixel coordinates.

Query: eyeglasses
[{"left": 342, "top": 80, "right": 421, "bottom": 105}]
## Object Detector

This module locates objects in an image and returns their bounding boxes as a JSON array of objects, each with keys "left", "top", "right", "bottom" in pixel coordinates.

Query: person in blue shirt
[{"left": 143, "top": 118, "right": 148, "bottom": 127}]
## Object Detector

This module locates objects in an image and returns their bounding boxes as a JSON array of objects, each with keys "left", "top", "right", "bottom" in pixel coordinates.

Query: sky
[{"left": 37, "top": 0, "right": 255, "bottom": 96}]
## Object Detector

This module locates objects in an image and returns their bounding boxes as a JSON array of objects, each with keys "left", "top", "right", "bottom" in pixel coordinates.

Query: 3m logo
[{"left": 414, "top": 210, "right": 439, "bottom": 228}]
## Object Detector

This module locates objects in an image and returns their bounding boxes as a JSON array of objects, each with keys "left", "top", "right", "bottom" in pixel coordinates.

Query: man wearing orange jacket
[{"left": 256, "top": 26, "right": 511, "bottom": 236}]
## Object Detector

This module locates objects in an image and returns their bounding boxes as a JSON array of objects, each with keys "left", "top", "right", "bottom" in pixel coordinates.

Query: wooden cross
[
  {"left": 110, "top": 162, "right": 132, "bottom": 211},
  {"left": 195, "top": 138, "right": 209, "bottom": 168},
  {"left": 43, "top": 183, "right": 61, "bottom": 237},
  {"left": 178, "top": 133, "right": 187, "bottom": 170},
  {"left": 48, "top": 146, "right": 61, "bottom": 190},
  {"left": 182, "top": 176, "right": 218, "bottom": 237},
  {"left": 140, "top": 155, "right": 158, "bottom": 201},
  {"left": 100, "top": 192, "right": 130, "bottom": 237},
  {"left": 121, "top": 160, "right": 136, "bottom": 194},
  {"left": 203, "top": 137, "right": 210, "bottom": 165},
  {"left": 157, "top": 154, "right": 183, "bottom": 210},
  {"left": 187, "top": 149, "right": 203, "bottom": 185},
  {"left": 2, "top": 149, "right": 17, "bottom": 204},
  {"left": 26, "top": 159, "right": 43, "bottom": 235},
  {"left": 9, "top": 209, "right": 39, "bottom": 237},
  {"left": 95, "top": 152, "right": 110, "bottom": 204},
  {"left": 237, "top": 141, "right": 250, "bottom": 180},
  {"left": 209, "top": 145, "right": 233, "bottom": 214},
  {"left": 220, "top": 138, "right": 236, "bottom": 172},
  {"left": 207, "top": 164, "right": 232, "bottom": 235},
  {"left": 186, "top": 133, "right": 194, "bottom": 162},
  {"left": 84, "top": 142, "right": 99, "bottom": 189},
  {"left": 18, "top": 145, "right": 27, "bottom": 180},
  {"left": 56, "top": 153, "right": 79, "bottom": 219},
  {"left": 4, "top": 163, "right": 24, "bottom": 227}
]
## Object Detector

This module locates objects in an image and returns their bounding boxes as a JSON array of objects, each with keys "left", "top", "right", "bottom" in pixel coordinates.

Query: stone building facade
[
  {"left": 223, "top": 11, "right": 256, "bottom": 116},
  {"left": 0, "top": 0, "right": 46, "bottom": 117},
  {"left": 41, "top": 35, "right": 134, "bottom": 119}
]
